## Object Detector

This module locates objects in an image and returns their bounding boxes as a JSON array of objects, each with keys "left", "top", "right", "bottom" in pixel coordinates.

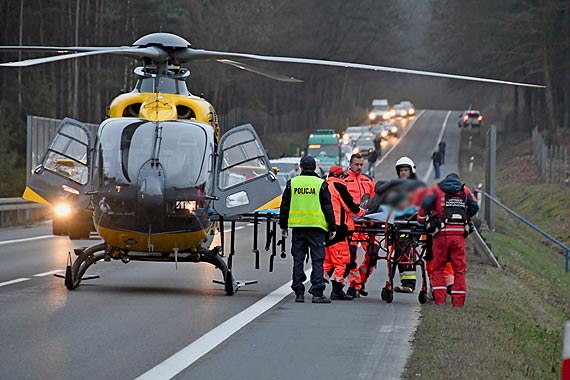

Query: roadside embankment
[{"left": 403, "top": 126, "right": 570, "bottom": 380}]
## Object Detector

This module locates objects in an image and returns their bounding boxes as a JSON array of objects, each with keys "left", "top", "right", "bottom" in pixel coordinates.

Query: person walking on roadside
[
  {"left": 343, "top": 153, "right": 375, "bottom": 298},
  {"left": 367, "top": 148, "right": 378, "bottom": 178},
  {"left": 280, "top": 155, "right": 336, "bottom": 304},
  {"left": 417, "top": 173, "right": 479, "bottom": 307},
  {"left": 438, "top": 139, "right": 446, "bottom": 165},
  {"left": 432, "top": 149, "right": 443, "bottom": 179},
  {"left": 324, "top": 165, "right": 365, "bottom": 300},
  {"left": 288, "top": 162, "right": 301, "bottom": 179}
]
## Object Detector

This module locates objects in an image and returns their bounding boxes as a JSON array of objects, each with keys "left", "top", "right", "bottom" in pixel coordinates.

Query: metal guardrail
[
  {"left": 483, "top": 192, "right": 570, "bottom": 273},
  {"left": 468, "top": 228, "right": 501, "bottom": 268},
  {"left": 0, "top": 198, "right": 49, "bottom": 227}
]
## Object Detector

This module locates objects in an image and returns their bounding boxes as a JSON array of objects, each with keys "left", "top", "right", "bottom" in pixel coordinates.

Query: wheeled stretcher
[{"left": 352, "top": 207, "right": 430, "bottom": 304}]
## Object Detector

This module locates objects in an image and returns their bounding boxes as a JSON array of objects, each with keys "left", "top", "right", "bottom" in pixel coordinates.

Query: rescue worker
[
  {"left": 280, "top": 155, "right": 336, "bottom": 304},
  {"left": 344, "top": 153, "right": 375, "bottom": 298},
  {"left": 417, "top": 173, "right": 479, "bottom": 307},
  {"left": 324, "top": 165, "right": 365, "bottom": 300},
  {"left": 393, "top": 157, "right": 421, "bottom": 293}
]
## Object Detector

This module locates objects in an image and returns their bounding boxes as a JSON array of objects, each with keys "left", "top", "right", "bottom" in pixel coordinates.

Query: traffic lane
[
  {"left": 0, "top": 235, "right": 77, "bottom": 283},
  {"left": 0, "top": 224, "right": 295, "bottom": 380},
  {"left": 179, "top": 253, "right": 420, "bottom": 380},
  {"left": 375, "top": 110, "right": 450, "bottom": 182},
  {"left": 0, "top": 220, "right": 53, "bottom": 242}
]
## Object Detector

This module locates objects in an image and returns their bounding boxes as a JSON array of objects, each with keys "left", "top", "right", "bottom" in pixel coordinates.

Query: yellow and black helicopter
[{"left": 0, "top": 33, "right": 543, "bottom": 295}]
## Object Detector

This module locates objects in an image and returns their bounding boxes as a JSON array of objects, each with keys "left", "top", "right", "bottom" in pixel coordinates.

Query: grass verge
[{"left": 403, "top": 127, "right": 570, "bottom": 380}]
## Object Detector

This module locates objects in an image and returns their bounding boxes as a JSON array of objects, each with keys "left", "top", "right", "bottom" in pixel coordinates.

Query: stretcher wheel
[
  {"left": 381, "top": 287, "right": 393, "bottom": 303},
  {"left": 418, "top": 291, "right": 427, "bottom": 304}
]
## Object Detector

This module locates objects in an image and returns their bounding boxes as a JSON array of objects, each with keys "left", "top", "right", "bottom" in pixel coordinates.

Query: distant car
[
  {"left": 392, "top": 104, "right": 408, "bottom": 118},
  {"left": 370, "top": 124, "right": 384, "bottom": 137},
  {"left": 352, "top": 133, "right": 376, "bottom": 158},
  {"left": 270, "top": 157, "right": 324, "bottom": 186},
  {"left": 342, "top": 126, "right": 368, "bottom": 145},
  {"left": 459, "top": 110, "right": 483, "bottom": 128},
  {"left": 399, "top": 100, "right": 416, "bottom": 116},
  {"left": 381, "top": 122, "right": 398, "bottom": 139},
  {"left": 369, "top": 99, "right": 392, "bottom": 121}
]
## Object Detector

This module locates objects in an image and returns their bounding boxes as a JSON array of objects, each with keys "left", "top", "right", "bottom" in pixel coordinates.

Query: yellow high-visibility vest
[{"left": 288, "top": 175, "right": 328, "bottom": 231}]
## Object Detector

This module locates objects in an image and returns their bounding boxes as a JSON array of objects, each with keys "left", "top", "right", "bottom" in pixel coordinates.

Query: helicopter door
[
  {"left": 213, "top": 124, "right": 281, "bottom": 217},
  {"left": 24, "top": 117, "right": 92, "bottom": 206}
]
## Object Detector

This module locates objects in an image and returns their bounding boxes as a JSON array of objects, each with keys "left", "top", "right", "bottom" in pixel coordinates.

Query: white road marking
[
  {"left": 0, "top": 278, "right": 30, "bottom": 287},
  {"left": 423, "top": 110, "right": 452, "bottom": 183},
  {"left": 376, "top": 110, "right": 426, "bottom": 168},
  {"left": 0, "top": 235, "right": 54, "bottom": 247},
  {"left": 33, "top": 269, "right": 64, "bottom": 277},
  {"left": 135, "top": 269, "right": 311, "bottom": 380}
]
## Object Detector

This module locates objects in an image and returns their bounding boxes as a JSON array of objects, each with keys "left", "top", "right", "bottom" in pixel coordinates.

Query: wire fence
[{"left": 532, "top": 127, "right": 570, "bottom": 185}]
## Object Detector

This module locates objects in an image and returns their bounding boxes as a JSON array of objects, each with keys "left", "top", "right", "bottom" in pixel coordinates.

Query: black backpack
[{"left": 443, "top": 186, "right": 468, "bottom": 225}]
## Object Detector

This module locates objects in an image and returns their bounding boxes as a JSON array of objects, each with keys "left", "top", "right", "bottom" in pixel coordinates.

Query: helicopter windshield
[
  {"left": 98, "top": 119, "right": 211, "bottom": 188},
  {"left": 137, "top": 77, "right": 189, "bottom": 95}
]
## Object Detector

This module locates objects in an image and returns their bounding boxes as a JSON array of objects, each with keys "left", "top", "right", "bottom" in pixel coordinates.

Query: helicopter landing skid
[{"left": 62, "top": 243, "right": 108, "bottom": 290}]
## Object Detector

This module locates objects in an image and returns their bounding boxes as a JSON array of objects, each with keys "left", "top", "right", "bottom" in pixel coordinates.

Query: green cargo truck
[{"left": 306, "top": 129, "right": 341, "bottom": 175}]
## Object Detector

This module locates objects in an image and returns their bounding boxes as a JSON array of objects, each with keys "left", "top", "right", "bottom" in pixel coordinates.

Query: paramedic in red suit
[
  {"left": 417, "top": 173, "right": 479, "bottom": 307},
  {"left": 324, "top": 165, "right": 365, "bottom": 300},
  {"left": 343, "top": 153, "right": 375, "bottom": 298}
]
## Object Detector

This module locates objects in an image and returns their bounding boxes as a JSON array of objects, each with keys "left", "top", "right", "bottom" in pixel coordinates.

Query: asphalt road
[{"left": 0, "top": 110, "right": 462, "bottom": 380}]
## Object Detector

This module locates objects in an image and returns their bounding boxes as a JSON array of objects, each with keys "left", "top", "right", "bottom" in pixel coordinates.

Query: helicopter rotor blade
[
  {"left": 0, "top": 46, "right": 120, "bottom": 53},
  {"left": 0, "top": 47, "right": 166, "bottom": 67},
  {"left": 216, "top": 59, "right": 302, "bottom": 83},
  {"left": 177, "top": 48, "right": 545, "bottom": 88}
]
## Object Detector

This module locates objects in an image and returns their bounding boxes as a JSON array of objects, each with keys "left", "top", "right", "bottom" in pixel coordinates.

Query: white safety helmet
[{"left": 395, "top": 156, "right": 416, "bottom": 175}]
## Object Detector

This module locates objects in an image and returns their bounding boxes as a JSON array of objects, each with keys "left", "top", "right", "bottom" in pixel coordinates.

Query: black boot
[
  {"left": 359, "top": 284, "right": 369, "bottom": 297},
  {"left": 330, "top": 281, "right": 353, "bottom": 300},
  {"left": 346, "top": 286, "right": 360, "bottom": 299}
]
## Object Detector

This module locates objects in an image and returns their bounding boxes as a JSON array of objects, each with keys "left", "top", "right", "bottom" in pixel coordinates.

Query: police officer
[{"left": 280, "top": 155, "right": 336, "bottom": 303}]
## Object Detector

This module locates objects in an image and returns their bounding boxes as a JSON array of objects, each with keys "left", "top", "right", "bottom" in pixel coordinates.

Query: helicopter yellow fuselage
[{"left": 108, "top": 91, "right": 221, "bottom": 140}]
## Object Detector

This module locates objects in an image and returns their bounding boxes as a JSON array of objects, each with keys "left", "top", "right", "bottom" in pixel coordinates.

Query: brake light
[{"left": 478, "top": 115, "right": 483, "bottom": 121}]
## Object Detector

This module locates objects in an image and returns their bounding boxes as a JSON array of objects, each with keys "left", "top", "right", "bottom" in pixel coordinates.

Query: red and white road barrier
[{"left": 563, "top": 322, "right": 570, "bottom": 380}]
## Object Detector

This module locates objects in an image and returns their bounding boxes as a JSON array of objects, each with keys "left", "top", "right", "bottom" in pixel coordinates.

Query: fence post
[{"left": 485, "top": 125, "right": 496, "bottom": 230}]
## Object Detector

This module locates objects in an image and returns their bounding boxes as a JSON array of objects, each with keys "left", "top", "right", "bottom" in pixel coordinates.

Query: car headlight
[
  {"left": 400, "top": 111, "right": 407, "bottom": 116},
  {"left": 408, "top": 108, "right": 415, "bottom": 114},
  {"left": 368, "top": 112, "right": 376, "bottom": 120},
  {"left": 391, "top": 126, "right": 398, "bottom": 133},
  {"left": 381, "top": 130, "right": 388, "bottom": 137},
  {"left": 54, "top": 203, "right": 72, "bottom": 218},
  {"left": 352, "top": 147, "right": 360, "bottom": 154},
  {"left": 382, "top": 112, "right": 390, "bottom": 120}
]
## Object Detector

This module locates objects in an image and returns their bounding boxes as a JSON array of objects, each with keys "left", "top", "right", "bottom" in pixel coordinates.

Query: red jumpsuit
[
  {"left": 324, "top": 176, "right": 363, "bottom": 284},
  {"left": 418, "top": 179, "right": 478, "bottom": 307},
  {"left": 343, "top": 169, "right": 375, "bottom": 290}
]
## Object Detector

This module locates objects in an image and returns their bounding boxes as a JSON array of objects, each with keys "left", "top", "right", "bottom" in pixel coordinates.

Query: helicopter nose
[{"left": 137, "top": 162, "right": 166, "bottom": 225}]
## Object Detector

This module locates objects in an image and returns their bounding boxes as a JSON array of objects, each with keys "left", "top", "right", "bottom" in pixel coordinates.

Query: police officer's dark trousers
[{"left": 291, "top": 227, "right": 326, "bottom": 297}]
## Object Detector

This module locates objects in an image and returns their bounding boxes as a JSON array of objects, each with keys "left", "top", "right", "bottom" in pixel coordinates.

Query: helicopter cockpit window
[
  {"left": 98, "top": 120, "right": 210, "bottom": 188},
  {"left": 219, "top": 130, "right": 268, "bottom": 190},
  {"left": 43, "top": 124, "right": 89, "bottom": 185},
  {"left": 138, "top": 76, "right": 188, "bottom": 95},
  {"left": 158, "top": 122, "right": 210, "bottom": 188}
]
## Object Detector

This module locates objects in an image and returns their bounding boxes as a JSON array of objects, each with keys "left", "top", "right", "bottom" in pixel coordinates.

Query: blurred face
[
  {"left": 398, "top": 166, "right": 411, "bottom": 179},
  {"left": 294, "top": 163, "right": 299, "bottom": 170},
  {"left": 350, "top": 157, "right": 365, "bottom": 175}
]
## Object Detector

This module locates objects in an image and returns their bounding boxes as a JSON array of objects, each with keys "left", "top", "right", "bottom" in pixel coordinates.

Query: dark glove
[{"left": 464, "top": 222, "right": 475, "bottom": 238}]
